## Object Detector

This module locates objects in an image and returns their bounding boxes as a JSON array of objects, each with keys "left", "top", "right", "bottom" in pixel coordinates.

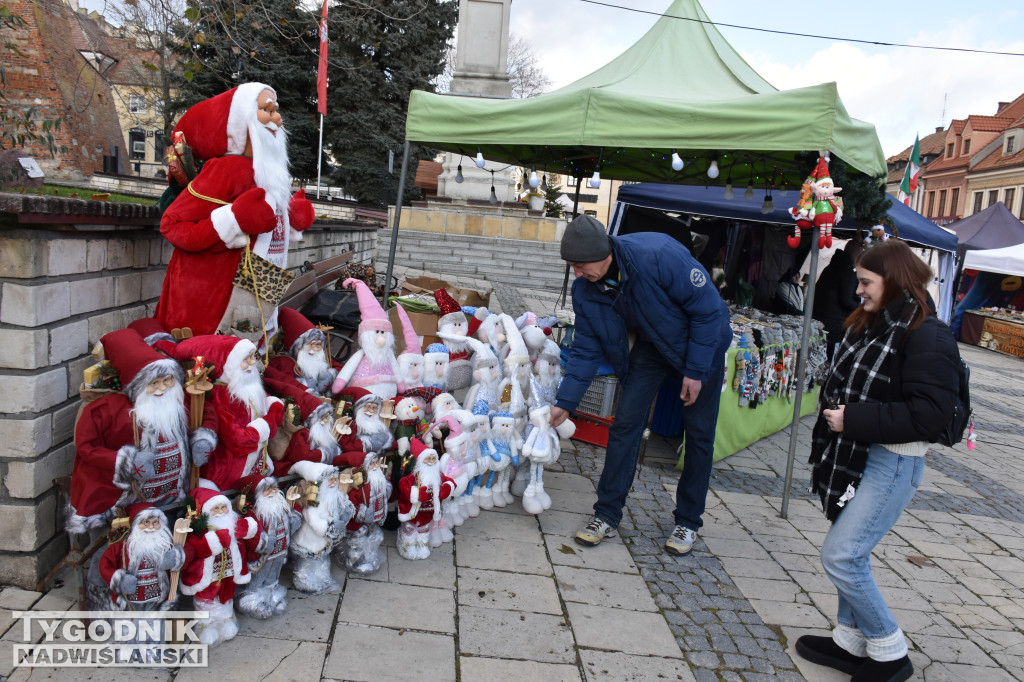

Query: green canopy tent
[{"left": 389, "top": 0, "right": 887, "bottom": 516}]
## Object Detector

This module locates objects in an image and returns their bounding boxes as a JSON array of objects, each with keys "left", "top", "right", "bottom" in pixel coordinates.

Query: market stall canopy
[
  {"left": 963, "top": 243, "right": 1024, "bottom": 277},
  {"left": 946, "top": 202, "right": 1024, "bottom": 256},
  {"left": 615, "top": 184, "right": 958, "bottom": 252},
  {"left": 405, "top": 0, "right": 886, "bottom": 188}
]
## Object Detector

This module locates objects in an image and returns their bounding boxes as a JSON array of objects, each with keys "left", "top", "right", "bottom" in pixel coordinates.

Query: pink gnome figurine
[{"left": 331, "top": 279, "right": 406, "bottom": 400}]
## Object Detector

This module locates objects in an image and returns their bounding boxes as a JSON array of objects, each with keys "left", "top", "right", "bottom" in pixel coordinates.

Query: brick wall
[
  {"left": 0, "top": 191, "right": 379, "bottom": 588},
  {"left": 4, "top": 0, "right": 127, "bottom": 179}
]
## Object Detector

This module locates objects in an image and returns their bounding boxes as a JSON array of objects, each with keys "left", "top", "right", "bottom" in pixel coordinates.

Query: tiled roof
[
  {"left": 965, "top": 115, "right": 1015, "bottom": 133},
  {"left": 68, "top": 11, "right": 115, "bottom": 57},
  {"left": 951, "top": 119, "right": 966, "bottom": 134},
  {"left": 970, "top": 137, "right": 1024, "bottom": 173},
  {"left": 887, "top": 128, "right": 948, "bottom": 164},
  {"left": 923, "top": 153, "right": 969, "bottom": 174}
]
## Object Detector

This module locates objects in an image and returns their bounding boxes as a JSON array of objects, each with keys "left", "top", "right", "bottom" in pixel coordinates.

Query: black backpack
[{"left": 936, "top": 357, "right": 973, "bottom": 447}]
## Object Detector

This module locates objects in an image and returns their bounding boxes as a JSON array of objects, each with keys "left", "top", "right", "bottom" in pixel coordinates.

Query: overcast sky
[{"left": 509, "top": 0, "right": 1024, "bottom": 158}]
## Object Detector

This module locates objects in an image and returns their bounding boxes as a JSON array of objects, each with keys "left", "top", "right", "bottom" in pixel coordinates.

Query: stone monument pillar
[{"left": 437, "top": 0, "right": 516, "bottom": 203}]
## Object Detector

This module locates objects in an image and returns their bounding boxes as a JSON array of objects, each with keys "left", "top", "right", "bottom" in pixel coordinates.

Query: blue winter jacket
[{"left": 555, "top": 233, "right": 733, "bottom": 412}]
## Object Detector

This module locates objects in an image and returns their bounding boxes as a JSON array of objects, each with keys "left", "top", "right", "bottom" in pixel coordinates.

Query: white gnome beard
[
  {"left": 308, "top": 419, "right": 338, "bottom": 452},
  {"left": 317, "top": 481, "right": 344, "bottom": 521},
  {"left": 415, "top": 460, "right": 442, "bottom": 512},
  {"left": 295, "top": 347, "right": 329, "bottom": 380},
  {"left": 365, "top": 465, "right": 389, "bottom": 509},
  {"left": 127, "top": 522, "right": 173, "bottom": 572},
  {"left": 398, "top": 356, "right": 423, "bottom": 386},
  {"left": 206, "top": 508, "right": 239, "bottom": 531},
  {"left": 426, "top": 359, "right": 448, "bottom": 387},
  {"left": 537, "top": 361, "right": 560, "bottom": 390},
  {"left": 359, "top": 331, "right": 396, "bottom": 368},
  {"left": 132, "top": 382, "right": 187, "bottom": 448},
  {"left": 228, "top": 365, "right": 268, "bottom": 416},
  {"left": 355, "top": 409, "right": 387, "bottom": 435},
  {"left": 248, "top": 117, "right": 291, "bottom": 213},
  {"left": 254, "top": 491, "right": 291, "bottom": 528}
]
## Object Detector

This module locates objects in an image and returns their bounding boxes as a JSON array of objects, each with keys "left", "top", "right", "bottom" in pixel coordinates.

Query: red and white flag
[
  {"left": 896, "top": 135, "right": 921, "bottom": 206},
  {"left": 316, "top": 0, "right": 328, "bottom": 116}
]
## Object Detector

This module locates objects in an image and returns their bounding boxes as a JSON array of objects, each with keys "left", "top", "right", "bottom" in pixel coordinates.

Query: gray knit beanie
[{"left": 560, "top": 215, "right": 611, "bottom": 262}]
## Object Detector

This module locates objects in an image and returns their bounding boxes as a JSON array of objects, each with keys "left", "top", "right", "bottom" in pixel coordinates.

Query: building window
[
  {"left": 566, "top": 176, "right": 577, "bottom": 186},
  {"left": 938, "top": 190, "right": 947, "bottom": 216},
  {"left": 947, "top": 143, "right": 954, "bottom": 158},
  {"left": 973, "top": 192, "right": 983, "bottom": 214},
  {"left": 129, "top": 129, "right": 146, "bottom": 160},
  {"left": 988, "top": 190, "right": 999, "bottom": 208},
  {"left": 963, "top": 139, "right": 971, "bottom": 155},
  {"left": 154, "top": 99, "right": 165, "bottom": 116},
  {"left": 1006, "top": 188, "right": 1016, "bottom": 213},
  {"left": 1007, "top": 136, "right": 1017, "bottom": 154},
  {"left": 129, "top": 94, "right": 146, "bottom": 114},
  {"left": 926, "top": 191, "right": 935, "bottom": 217},
  {"left": 154, "top": 130, "right": 166, "bottom": 163},
  {"left": 950, "top": 188, "right": 959, "bottom": 216}
]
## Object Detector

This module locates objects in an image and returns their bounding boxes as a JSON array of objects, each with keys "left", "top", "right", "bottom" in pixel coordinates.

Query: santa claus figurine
[
  {"left": 339, "top": 452, "right": 391, "bottom": 575},
  {"left": 180, "top": 487, "right": 261, "bottom": 647},
  {"left": 331, "top": 279, "right": 406, "bottom": 400},
  {"left": 289, "top": 461, "right": 355, "bottom": 594},
  {"left": 236, "top": 476, "right": 301, "bottom": 619},
  {"left": 436, "top": 414, "right": 473, "bottom": 535},
  {"left": 433, "top": 288, "right": 485, "bottom": 391},
  {"left": 485, "top": 411, "right": 519, "bottom": 508},
  {"left": 165, "top": 335, "right": 284, "bottom": 490},
  {"left": 268, "top": 308, "right": 338, "bottom": 396},
  {"left": 402, "top": 343, "right": 449, "bottom": 413},
  {"left": 156, "top": 83, "right": 316, "bottom": 340},
  {"left": 69, "top": 328, "right": 217, "bottom": 535},
  {"left": 331, "top": 389, "right": 395, "bottom": 468},
  {"left": 97, "top": 503, "right": 185, "bottom": 613},
  {"left": 534, "top": 339, "right": 563, "bottom": 407},
  {"left": 393, "top": 303, "right": 425, "bottom": 391},
  {"left": 397, "top": 439, "right": 456, "bottom": 560}
]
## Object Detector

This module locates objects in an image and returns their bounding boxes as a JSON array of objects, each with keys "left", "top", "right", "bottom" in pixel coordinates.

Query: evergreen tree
[
  {"left": 543, "top": 179, "right": 564, "bottom": 218},
  {"left": 322, "top": 1, "right": 457, "bottom": 206},
  {"left": 169, "top": 0, "right": 320, "bottom": 181}
]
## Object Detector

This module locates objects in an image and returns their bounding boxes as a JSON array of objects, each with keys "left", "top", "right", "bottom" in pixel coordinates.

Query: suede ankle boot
[
  {"left": 851, "top": 655, "right": 913, "bottom": 682},
  {"left": 795, "top": 635, "right": 867, "bottom": 674}
]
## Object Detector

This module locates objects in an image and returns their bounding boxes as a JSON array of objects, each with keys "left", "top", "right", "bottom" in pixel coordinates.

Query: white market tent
[{"left": 963, "top": 243, "right": 1024, "bottom": 277}]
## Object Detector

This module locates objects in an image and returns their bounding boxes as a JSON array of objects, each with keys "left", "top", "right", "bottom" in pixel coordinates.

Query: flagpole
[{"left": 317, "top": 114, "right": 324, "bottom": 199}]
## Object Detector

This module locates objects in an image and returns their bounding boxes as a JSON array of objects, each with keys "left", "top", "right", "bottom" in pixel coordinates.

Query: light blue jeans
[{"left": 820, "top": 444, "right": 925, "bottom": 661}]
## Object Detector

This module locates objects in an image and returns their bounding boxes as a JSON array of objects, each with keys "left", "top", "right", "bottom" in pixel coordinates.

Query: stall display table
[{"left": 960, "top": 309, "right": 1024, "bottom": 359}]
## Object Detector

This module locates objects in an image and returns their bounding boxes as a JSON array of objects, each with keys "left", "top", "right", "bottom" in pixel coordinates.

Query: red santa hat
[
  {"left": 344, "top": 278, "right": 391, "bottom": 337},
  {"left": 126, "top": 317, "right": 175, "bottom": 347},
  {"left": 409, "top": 438, "right": 437, "bottom": 460},
  {"left": 433, "top": 288, "right": 467, "bottom": 330},
  {"left": 172, "top": 82, "right": 274, "bottom": 162},
  {"left": 101, "top": 328, "right": 184, "bottom": 403},
  {"left": 290, "top": 460, "right": 337, "bottom": 483},
  {"left": 337, "top": 386, "right": 371, "bottom": 404},
  {"left": 171, "top": 334, "right": 256, "bottom": 382},
  {"left": 278, "top": 308, "right": 325, "bottom": 356},
  {"left": 262, "top": 374, "right": 330, "bottom": 425},
  {"left": 126, "top": 502, "right": 166, "bottom": 528},
  {"left": 234, "top": 475, "right": 277, "bottom": 499},
  {"left": 810, "top": 156, "right": 832, "bottom": 185},
  {"left": 393, "top": 303, "right": 421, "bottom": 356},
  {"left": 191, "top": 486, "right": 231, "bottom": 516}
]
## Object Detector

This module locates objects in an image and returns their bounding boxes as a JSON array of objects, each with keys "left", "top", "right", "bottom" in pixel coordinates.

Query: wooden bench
[{"left": 281, "top": 251, "right": 357, "bottom": 362}]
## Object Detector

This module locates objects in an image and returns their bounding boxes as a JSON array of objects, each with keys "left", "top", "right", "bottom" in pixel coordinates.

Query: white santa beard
[
  {"left": 254, "top": 493, "right": 291, "bottom": 528},
  {"left": 365, "top": 466, "right": 388, "bottom": 505},
  {"left": 308, "top": 420, "right": 338, "bottom": 451},
  {"left": 537, "top": 364, "right": 560, "bottom": 390},
  {"left": 355, "top": 410, "right": 386, "bottom": 435},
  {"left": 398, "top": 356, "right": 423, "bottom": 386},
  {"left": 249, "top": 118, "right": 292, "bottom": 213},
  {"left": 359, "top": 331, "right": 396, "bottom": 368},
  {"left": 317, "top": 482, "right": 345, "bottom": 521},
  {"left": 206, "top": 509, "right": 239, "bottom": 531},
  {"left": 127, "top": 524, "right": 173, "bottom": 572},
  {"left": 295, "top": 348, "right": 329, "bottom": 380},
  {"left": 132, "top": 383, "right": 188, "bottom": 448},
  {"left": 415, "top": 461, "right": 442, "bottom": 512},
  {"left": 227, "top": 367, "right": 269, "bottom": 416},
  {"left": 426, "top": 361, "right": 448, "bottom": 386}
]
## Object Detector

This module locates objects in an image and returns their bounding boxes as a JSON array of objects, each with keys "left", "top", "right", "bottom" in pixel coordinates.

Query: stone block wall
[
  {"left": 0, "top": 192, "right": 379, "bottom": 588},
  {"left": 393, "top": 204, "right": 568, "bottom": 242}
]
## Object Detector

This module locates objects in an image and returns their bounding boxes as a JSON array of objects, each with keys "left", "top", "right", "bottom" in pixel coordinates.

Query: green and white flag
[{"left": 897, "top": 135, "right": 921, "bottom": 206}]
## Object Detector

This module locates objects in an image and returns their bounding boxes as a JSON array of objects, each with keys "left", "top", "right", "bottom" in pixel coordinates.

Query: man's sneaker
[
  {"left": 575, "top": 517, "right": 615, "bottom": 547},
  {"left": 665, "top": 525, "right": 697, "bottom": 556}
]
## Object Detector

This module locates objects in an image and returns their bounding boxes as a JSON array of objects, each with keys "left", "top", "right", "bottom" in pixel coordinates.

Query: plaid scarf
[{"left": 809, "top": 294, "right": 918, "bottom": 522}]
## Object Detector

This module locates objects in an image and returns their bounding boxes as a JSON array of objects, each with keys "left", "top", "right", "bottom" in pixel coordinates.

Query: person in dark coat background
[
  {"left": 549, "top": 216, "right": 732, "bottom": 557},
  {"left": 813, "top": 240, "right": 863, "bottom": 360}
]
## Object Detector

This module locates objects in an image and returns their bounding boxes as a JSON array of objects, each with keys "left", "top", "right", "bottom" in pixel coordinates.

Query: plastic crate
[{"left": 576, "top": 375, "right": 621, "bottom": 418}]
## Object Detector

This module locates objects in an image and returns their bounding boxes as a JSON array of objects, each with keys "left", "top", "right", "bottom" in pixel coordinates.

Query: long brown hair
[{"left": 844, "top": 239, "right": 933, "bottom": 334}]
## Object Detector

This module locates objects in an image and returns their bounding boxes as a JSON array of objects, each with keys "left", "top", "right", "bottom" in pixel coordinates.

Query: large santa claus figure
[
  {"left": 156, "top": 83, "right": 316, "bottom": 339},
  {"left": 236, "top": 476, "right": 301, "bottom": 619},
  {"left": 69, "top": 328, "right": 216, "bottom": 535},
  {"left": 97, "top": 503, "right": 185, "bottom": 612},
  {"left": 181, "top": 487, "right": 260, "bottom": 647},
  {"left": 165, "top": 335, "right": 284, "bottom": 490},
  {"left": 397, "top": 439, "right": 456, "bottom": 560},
  {"left": 339, "top": 452, "right": 391, "bottom": 576}
]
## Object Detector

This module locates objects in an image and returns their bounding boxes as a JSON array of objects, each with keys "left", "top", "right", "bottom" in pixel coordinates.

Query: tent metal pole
[
  {"left": 559, "top": 178, "right": 585, "bottom": 309},
  {"left": 780, "top": 226, "right": 820, "bottom": 519},
  {"left": 383, "top": 140, "right": 410, "bottom": 306}
]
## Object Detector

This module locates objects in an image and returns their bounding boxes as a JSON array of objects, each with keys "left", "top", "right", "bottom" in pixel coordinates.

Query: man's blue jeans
[
  {"left": 820, "top": 444, "right": 924, "bottom": 660},
  {"left": 594, "top": 340, "right": 724, "bottom": 531}
]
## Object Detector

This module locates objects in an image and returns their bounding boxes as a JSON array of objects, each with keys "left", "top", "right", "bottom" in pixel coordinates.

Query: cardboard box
[
  {"left": 388, "top": 306, "right": 440, "bottom": 354},
  {"left": 399, "top": 275, "right": 491, "bottom": 308}
]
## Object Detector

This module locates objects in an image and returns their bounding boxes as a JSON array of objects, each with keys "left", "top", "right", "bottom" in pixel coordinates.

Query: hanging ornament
[
  {"left": 707, "top": 159, "right": 720, "bottom": 179},
  {"left": 671, "top": 150, "right": 684, "bottom": 172},
  {"left": 475, "top": 147, "right": 486, "bottom": 168},
  {"left": 788, "top": 171, "right": 813, "bottom": 249},
  {"left": 806, "top": 156, "right": 842, "bottom": 249},
  {"left": 589, "top": 168, "right": 601, "bottom": 189},
  {"left": 455, "top": 164, "right": 464, "bottom": 184}
]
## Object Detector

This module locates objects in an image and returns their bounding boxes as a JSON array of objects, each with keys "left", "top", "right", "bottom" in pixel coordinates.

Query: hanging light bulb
[
  {"left": 528, "top": 167, "right": 540, "bottom": 188},
  {"left": 777, "top": 186, "right": 788, "bottom": 198},
  {"left": 671, "top": 150, "right": 684, "bottom": 172},
  {"left": 455, "top": 164, "right": 464, "bottom": 184},
  {"left": 760, "top": 193, "right": 774, "bottom": 214},
  {"left": 744, "top": 182, "right": 754, "bottom": 200},
  {"left": 707, "top": 159, "right": 720, "bottom": 179},
  {"left": 723, "top": 182, "right": 734, "bottom": 200},
  {"left": 489, "top": 185, "right": 497, "bottom": 205},
  {"left": 475, "top": 147, "right": 486, "bottom": 168},
  {"left": 540, "top": 174, "right": 548, "bottom": 191},
  {"left": 589, "top": 168, "right": 601, "bottom": 189}
]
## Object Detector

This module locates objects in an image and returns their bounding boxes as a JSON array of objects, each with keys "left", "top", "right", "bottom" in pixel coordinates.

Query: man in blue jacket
[{"left": 550, "top": 216, "right": 732, "bottom": 556}]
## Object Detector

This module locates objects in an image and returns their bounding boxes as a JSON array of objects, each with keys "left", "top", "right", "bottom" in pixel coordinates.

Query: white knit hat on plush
[
  {"left": 345, "top": 278, "right": 392, "bottom": 337},
  {"left": 289, "top": 460, "right": 337, "bottom": 483},
  {"left": 501, "top": 314, "right": 530, "bottom": 373}
]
